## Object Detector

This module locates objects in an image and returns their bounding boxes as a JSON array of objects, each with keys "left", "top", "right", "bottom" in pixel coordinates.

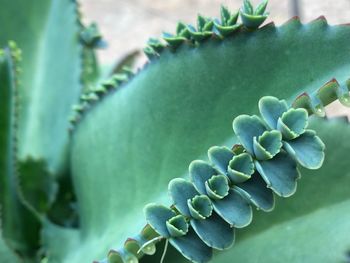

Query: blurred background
[
  {"left": 80, "top": 0, "right": 350, "bottom": 117},
  {"left": 81, "top": 0, "right": 350, "bottom": 65}
]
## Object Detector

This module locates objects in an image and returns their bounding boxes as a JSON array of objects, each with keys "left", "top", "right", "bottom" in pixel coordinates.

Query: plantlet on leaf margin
[
  {"left": 102, "top": 84, "right": 350, "bottom": 262},
  {"left": 140, "top": 95, "right": 326, "bottom": 263},
  {"left": 89, "top": 0, "right": 350, "bottom": 262},
  {"left": 2, "top": 0, "right": 350, "bottom": 262},
  {"left": 143, "top": 0, "right": 266, "bottom": 60}
]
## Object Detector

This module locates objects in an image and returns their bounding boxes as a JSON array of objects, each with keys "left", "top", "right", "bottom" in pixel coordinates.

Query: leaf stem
[{"left": 160, "top": 239, "right": 169, "bottom": 263}]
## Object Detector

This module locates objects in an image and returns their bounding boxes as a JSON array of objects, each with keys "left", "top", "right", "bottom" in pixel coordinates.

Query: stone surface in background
[{"left": 81, "top": 0, "right": 350, "bottom": 117}]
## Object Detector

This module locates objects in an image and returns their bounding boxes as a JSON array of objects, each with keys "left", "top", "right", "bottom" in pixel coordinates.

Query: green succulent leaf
[
  {"left": 259, "top": 96, "right": 289, "bottom": 129},
  {"left": 243, "top": 0, "right": 254, "bottom": 15},
  {"left": 208, "top": 146, "right": 234, "bottom": 175},
  {"left": 283, "top": 130, "right": 325, "bottom": 169},
  {"left": 232, "top": 115, "right": 266, "bottom": 155},
  {"left": 163, "top": 33, "right": 187, "bottom": 49},
  {"left": 240, "top": 0, "right": 269, "bottom": 29},
  {"left": 212, "top": 117, "right": 350, "bottom": 263},
  {"left": 0, "top": 235, "right": 20, "bottom": 263},
  {"left": 188, "top": 27, "right": 212, "bottom": 42},
  {"left": 205, "top": 174, "right": 229, "bottom": 200},
  {"left": 17, "top": 158, "right": 57, "bottom": 218},
  {"left": 254, "top": 0, "right": 268, "bottom": 16},
  {"left": 227, "top": 153, "right": 255, "bottom": 183},
  {"left": 145, "top": 204, "right": 175, "bottom": 238},
  {"left": 144, "top": 202, "right": 216, "bottom": 262},
  {"left": 80, "top": 22, "right": 105, "bottom": 48},
  {"left": 169, "top": 228, "right": 213, "bottom": 263},
  {"left": 211, "top": 188, "right": 253, "bottom": 228},
  {"left": 169, "top": 178, "right": 199, "bottom": 217},
  {"left": 189, "top": 161, "right": 218, "bottom": 194},
  {"left": 235, "top": 173, "right": 275, "bottom": 212},
  {"left": 255, "top": 151, "right": 300, "bottom": 197},
  {"left": 213, "top": 23, "right": 241, "bottom": 37},
  {"left": 147, "top": 38, "right": 165, "bottom": 54},
  {"left": 190, "top": 212, "right": 235, "bottom": 250},
  {"left": 197, "top": 15, "right": 207, "bottom": 32},
  {"left": 220, "top": 5, "right": 232, "bottom": 25},
  {"left": 277, "top": 108, "right": 308, "bottom": 140},
  {"left": 143, "top": 46, "right": 159, "bottom": 60},
  {"left": 166, "top": 215, "right": 189, "bottom": 237},
  {"left": 188, "top": 195, "right": 213, "bottom": 220},
  {"left": 240, "top": 12, "right": 268, "bottom": 29},
  {"left": 65, "top": 16, "right": 350, "bottom": 263},
  {"left": 0, "top": 46, "right": 41, "bottom": 261},
  {"left": 108, "top": 249, "right": 138, "bottom": 263},
  {"left": 176, "top": 22, "right": 191, "bottom": 38},
  {"left": 253, "top": 130, "right": 282, "bottom": 160},
  {"left": 0, "top": 0, "right": 89, "bottom": 174}
]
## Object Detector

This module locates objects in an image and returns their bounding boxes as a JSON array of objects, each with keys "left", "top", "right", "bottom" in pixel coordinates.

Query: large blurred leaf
[
  {"left": 48, "top": 20, "right": 350, "bottom": 262},
  {"left": 0, "top": 234, "right": 20, "bottom": 263},
  {"left": 0, "top": 47, "right": 40, "bottom": 262},
  {"left": 0, "top": 0, "right": 85, "bottom": 174}
]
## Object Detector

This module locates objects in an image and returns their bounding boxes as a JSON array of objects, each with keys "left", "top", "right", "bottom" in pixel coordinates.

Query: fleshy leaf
[
  {"left": 147, "top": 38, "right": 165, "bottom": 54},
  {"left": 283, "top": 130, "right": 325, "bottom": 169},
  {"left": 80, "top": 22, "right": 104, "bottom": 48},
  {"left": 190, "top": 212, "right": 235, "bottom": 250},
  {"left": 253, "top": 130, "right": 282, "bottom": 160},
  {"left": 212, "top": 117, "right": 350, "bottom": 263},
  {"left": 235, "top": 173, "right": 275, "bottom": 212},
  {"left": 169, "top": 228, "right": 212, "bottom": 263},
  {"left": 227, "top": 153, "right": 255, "bottom": 183},
  {"left": 227, "top": 12, "right": 239, "bottom": 26},
  {"left": 213, "top": 23, "right": 241, "bottom": 37},
  {"left": 144, "top": 204, "right": 175, "bottom": 238},
  {"left": 169, "top": 178, "right": 198, "bottom": 217},
  {"left": 211, "top": 188, "right": 253, "bottom": 228},
  {"left": 18, "top": 158, "right": 57, "bottom": 215},
  {"left": 143, "top": 46, "right": 158, "bottom": 60},
  {"left": 0, "top": 236, "right": 20, "bottom": 262},
  {"left": 124, "top": 239, "right": 140, "bottom": 256},
  {"left": 277, "top": 108, "right": 308, "bottom": 140},
  {"left": 162, "top": 33, "right": 186, "bottom": 49},
  {"left": 188, "top": 25, "right": 213, "bottom": 42},
  {"left": 243, "top": 0, "right": 254, "bottom": 14},
  {"left": 124, "top": 236, "right": 156, "bottom": 257},
  {"left": 176, "top": 22, "right": 190, "bottom": 38},
  {"left": 166, "top": 215, "right": 189, "bottom": 237},
  {"left": 220, "top": 6, "right": 231, "bottom": 25},
  {"left": 189, "top": 160, "right": 217, "bottom": 194},
  {"left": 258, "top": 96, "right": 288, "bottom": 129},
  {"left": 188, "top": 195, "right": 213, "bottom": 220},
  {"left": 68, "top": 14, "right": 350, "bottom": 263},
  {"left": 240, "top": 0, "right": 269, "bottom": 30},
  {"left": 107, "top": 250, "right": 123, "bottom": 263},
  {"left": 205, "top": 175, "right": 229, "bottom": 200},
  {"left": 255, "top": 151, "right": 300, "bottom": 197},
  {"left": 240, "top": 13, "right": 268, "bottom": 29},
  {"left": 197, "top": 15, "right": 207, "bottom": 32},
  {"left": 108, "top": 249, "right": 138, "bottom": 263},
  {"left": 254, "top": 0, "right": 268, "bottom": 15},
  {"left": 0, "top": 46, "right": 41, "bottom": 260},
  {"left": 207, "top": 146, "right": 234, "bottom": 175},
  {"left": 0, "top": 0, "right": 87, "bottom": 173},
  {"left": 232, "top": 115, "right": 266, "bottom": 155},
  {"left": 137, "top": 225, "right": 159, "bottom": 255}
]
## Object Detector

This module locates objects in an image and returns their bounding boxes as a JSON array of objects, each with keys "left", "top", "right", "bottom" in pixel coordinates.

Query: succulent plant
[{"left": 1, "top": 0, "right": 350, "bottom": 263}]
